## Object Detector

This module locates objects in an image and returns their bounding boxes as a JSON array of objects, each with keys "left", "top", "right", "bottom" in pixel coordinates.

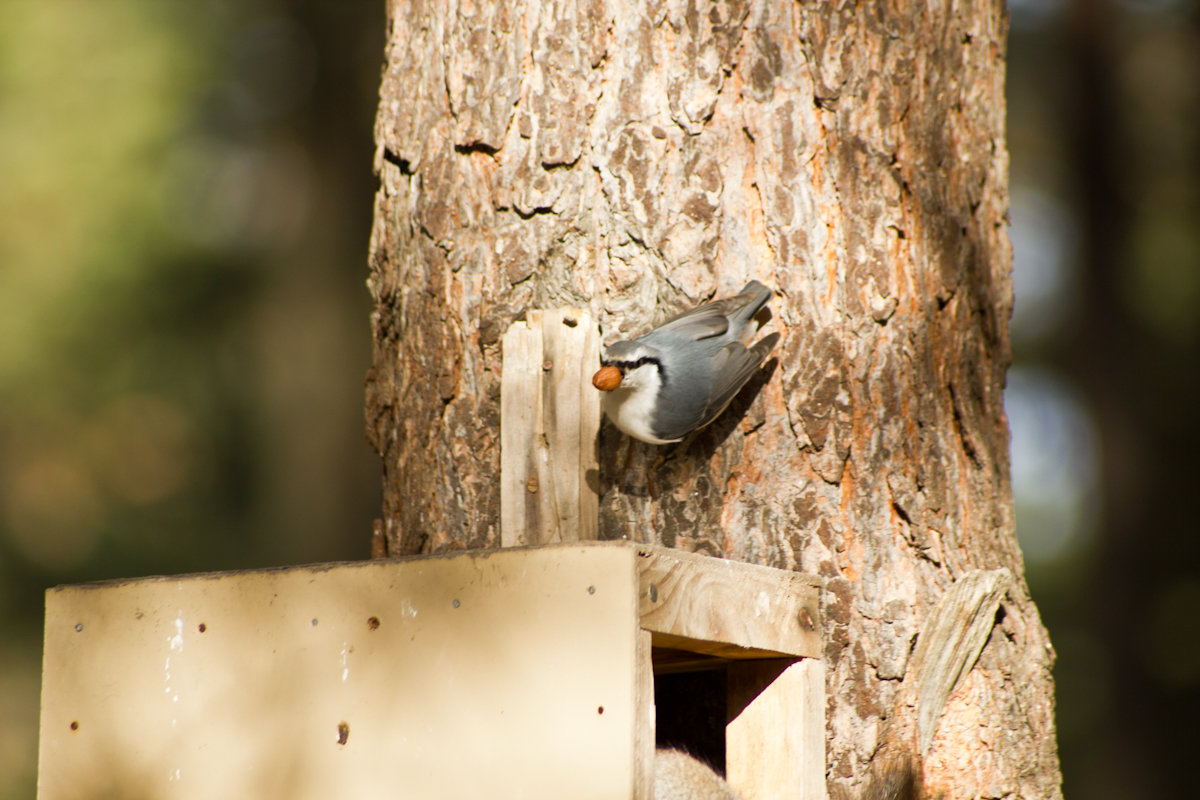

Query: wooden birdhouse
[{"left": 38, "top": 311, "right": 828, "bottom": 799}]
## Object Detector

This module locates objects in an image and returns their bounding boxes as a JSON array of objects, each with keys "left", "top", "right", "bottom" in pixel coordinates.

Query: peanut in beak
[{"left": 592, "top": 365, "right": 622, "bottom": 391}]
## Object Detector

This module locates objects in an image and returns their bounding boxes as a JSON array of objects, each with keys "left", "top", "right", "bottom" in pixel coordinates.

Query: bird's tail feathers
[{"left": 750, "top": 331, "right": 781, "bottom": 361}]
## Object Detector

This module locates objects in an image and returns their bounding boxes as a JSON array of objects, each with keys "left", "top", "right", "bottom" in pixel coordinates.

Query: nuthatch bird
[{"left": 592, "top": 281, "right": 780, "bottom": 444}]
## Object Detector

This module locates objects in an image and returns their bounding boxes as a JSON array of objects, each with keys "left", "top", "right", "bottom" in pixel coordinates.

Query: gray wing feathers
[
  {"left": 650, "top": 281, "right": 771, "bottom": 341},
  {"left": 698, "top": 332, "right": 780, "bottom": 426},
  {"left": 653, "top": 313, "right": 729, "bottom": 340}
]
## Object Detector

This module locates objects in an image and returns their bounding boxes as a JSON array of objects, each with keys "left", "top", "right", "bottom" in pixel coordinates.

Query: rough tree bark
[{"left": 365, "top": 1, "right": 1062, "bottom": 798}]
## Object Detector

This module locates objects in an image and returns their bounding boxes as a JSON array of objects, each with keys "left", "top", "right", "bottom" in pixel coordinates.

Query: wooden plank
[
  {"left": 635, "top": 546, "right": 821, "bottom": 659},
  {"left": 650, "top": 646, "right": 730, "bottom": 674},
  {"left": 500, "top": 309, "right": 601, "bottom": 546},
  {"left": 541, "top": 308, "right": 601, "bottom": 542},
  {"left": 576, "top": 314, "right": 602, "bottom": 540},
  {"left": 647, "top": 630, "right": 807, "bottom": 661},
  {"left": 500, "top": 314, "right": 546, "bottom": 545},
  {"left": 634, "top": 628, "right": 655, "bottom": 800},
  {"left": 726, "top": 658, "right": 826, "bottom": 800},
  {"left": 39, "top": 545, "right": 639, "bottom": 800}
]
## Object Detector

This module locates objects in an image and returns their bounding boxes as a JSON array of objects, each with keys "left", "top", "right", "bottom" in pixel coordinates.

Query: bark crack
[
  {"left": 948, "top": 381, "right": 982, "bottom": 469},
  {"left": 382, "top": 148, "right": 414, "bottom": 174}
]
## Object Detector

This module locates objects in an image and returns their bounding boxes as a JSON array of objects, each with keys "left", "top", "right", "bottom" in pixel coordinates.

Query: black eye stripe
[
  {"left": 601, "top": 355, "right": 668, "bottom": 386},
  {"left": 601, "top": 355, "right": 660, "bottom": 371}
]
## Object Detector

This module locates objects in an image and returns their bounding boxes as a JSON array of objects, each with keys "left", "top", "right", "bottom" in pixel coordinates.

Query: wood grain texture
[
  {"left": 635, "top": 628, "right": 655, "bottom": 800},
  {"left": 636, "top": 545, "right": 820, "bottom": 659},
  {"left": 500, "top": 314, "right": 545, "bottom": 544},
  {"left": 542, "top": 308, "right": 602, "bottom": 541},
  {"left": 727, "top": 658, "right": 826, "bottom": 800},
  {"left": 367, "top": 0, "right": 1061, "bottom": 795},
  {"left": 500, "top": 309, "right": 601, "bottom": 546}
]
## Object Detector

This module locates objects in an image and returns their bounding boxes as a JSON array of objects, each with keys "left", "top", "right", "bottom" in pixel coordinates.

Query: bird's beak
[{"left": 592, "top": 365, "right": 622, "bottom": 391}]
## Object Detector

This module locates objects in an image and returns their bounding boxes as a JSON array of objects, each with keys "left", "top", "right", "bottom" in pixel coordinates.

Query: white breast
[{"left": 601, "top": 366, "right": 679, "bottom": 444}]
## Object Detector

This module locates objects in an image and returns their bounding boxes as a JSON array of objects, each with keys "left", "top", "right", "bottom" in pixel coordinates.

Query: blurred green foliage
[
  {"left": 0, "top": 1, "right": 382, "bottom": 795},
  {"left": 1008, "top": 1, "right": 1200, "bottom": 798}
]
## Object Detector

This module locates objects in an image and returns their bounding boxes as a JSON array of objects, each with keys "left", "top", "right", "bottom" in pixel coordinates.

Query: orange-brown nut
[{"left": 592, "top": 365, "right": 622, "bottom": 391}]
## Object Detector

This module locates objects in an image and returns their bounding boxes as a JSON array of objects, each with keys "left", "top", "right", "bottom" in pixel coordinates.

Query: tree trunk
[{"left": 366, "top": 1, "right": 1062, "bottom": 798}]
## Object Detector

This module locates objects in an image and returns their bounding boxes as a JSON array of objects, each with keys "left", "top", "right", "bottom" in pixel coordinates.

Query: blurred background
[
  {"left": 0, "top": 1, "right": 1195, "bottom": 797},
  {"left": 0, "top": 1, "right": 383, "bottom": 792}
]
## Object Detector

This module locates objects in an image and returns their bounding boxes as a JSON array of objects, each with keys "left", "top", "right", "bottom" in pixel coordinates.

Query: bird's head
[{"left": 592, "top": 340, "right": 662, "bottom": 393}]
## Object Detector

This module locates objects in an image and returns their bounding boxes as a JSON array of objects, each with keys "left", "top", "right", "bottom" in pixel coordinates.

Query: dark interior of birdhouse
[{"left": 652, "top": 648, "right": 729, "bottom": 776}]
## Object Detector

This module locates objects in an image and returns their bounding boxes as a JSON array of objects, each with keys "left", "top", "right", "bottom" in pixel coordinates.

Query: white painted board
[{"left": 40, "top": 545, "right": 638, "bottom": 800}]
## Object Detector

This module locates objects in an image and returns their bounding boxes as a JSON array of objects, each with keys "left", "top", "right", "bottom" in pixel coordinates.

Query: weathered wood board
[
  {"left": 40, "top": 545, "right": 639, "bottom": 800},
  {"left": 500, "top": 309, "right": 601, "bottom": 546},
  {"left": 635, "top": 545, "right": 821, "bottom": 660},
  {"left": 727, "top": 658, "right": 826, "bottom": 800},
  {"left": 39, "top": 541, "right": 823, "bottom": 800}
]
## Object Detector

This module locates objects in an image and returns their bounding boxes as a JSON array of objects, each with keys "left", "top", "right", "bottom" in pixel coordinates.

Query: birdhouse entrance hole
[{"left": 653, "top": 654, "right": 731, "bottom": 772}]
